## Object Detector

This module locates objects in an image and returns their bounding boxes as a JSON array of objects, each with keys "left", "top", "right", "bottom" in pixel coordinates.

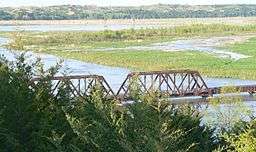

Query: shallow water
[
  {"left": 1, "top": 37, "right": 256, "bottom": 94},
  {"left": 0, "top": 24, "right": 159, "bottom": 32},
  {"left": 96, "top": 36, "right": 252, "bottom": 60},
  {"left": 1, "top": 24, "right": 256, "bottom": 95},
  {"left": 0, "top": 37, "right": 130, "bottom": 92},
  {"left": 1, "top": 24, "right": 251, "bottom": 60},
  {"left": 1, "top": 25, "right": 256, "bottom": 125}
]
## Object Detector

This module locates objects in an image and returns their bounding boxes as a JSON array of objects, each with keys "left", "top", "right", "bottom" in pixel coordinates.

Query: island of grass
[{"left": 5, "top": 23, "right": 256, "bottom": 80}]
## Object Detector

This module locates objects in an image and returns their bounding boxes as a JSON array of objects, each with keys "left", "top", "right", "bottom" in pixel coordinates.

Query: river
[
  {"left": 1, "top": 24, "right": 256, "bottom": 128},
  {"left": 0, "top": 24, "right": 160, "bottom": 32},
  {"left": 0, "top": 24, "right": 256, "bottom": 98},
  {"left": 97, "top": 35, "right": 252, "bottom": 60}
]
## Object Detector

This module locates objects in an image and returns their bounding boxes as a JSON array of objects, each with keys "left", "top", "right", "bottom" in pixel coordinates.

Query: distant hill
[{"left": 1, "top": 4, "right": 256, "bottom": 20}]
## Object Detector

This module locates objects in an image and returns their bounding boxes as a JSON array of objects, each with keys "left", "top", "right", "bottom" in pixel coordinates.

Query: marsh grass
[
  {"left": 5, "top": 23, "right": 256, "bottom": 80},
  {"left": 17, "top": 24, "right": 256, "bottom": 46},
  {"left": 47, "top": 49, "right": 256, "bottom": 79}
]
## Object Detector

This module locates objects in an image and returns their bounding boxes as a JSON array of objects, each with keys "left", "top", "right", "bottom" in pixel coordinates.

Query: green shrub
[
  {"left": 0, "top": 54, "right": 77, "bottom": 151},
  {"left": 0, "top": 54, "right": 218, "bottom": 151},
  {"left": 221, "top": 120, "right": 256, "bottom": 152},
  {"left": 122, "top": 100, "right": 217, "bottom": 152}
]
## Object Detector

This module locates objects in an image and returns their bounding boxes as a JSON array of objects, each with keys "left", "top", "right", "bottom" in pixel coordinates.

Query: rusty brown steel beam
[
  {"left": 116, "top": 70, "right": 211, "bottom": 100},
  {"left": 31, "top": 75, "right": 117, "bottom": 100},
  {"left": 209, "top": 85, "right": 256, "bottom": 95},
  {"left": 128, "top": 70, "right": 201, "bottom": 76},
  {"left": 31, "top": 75, "right": 102, "bottom": 82},
  {"left": 30, "top": 71, "right": 256, "bottom": 102}
]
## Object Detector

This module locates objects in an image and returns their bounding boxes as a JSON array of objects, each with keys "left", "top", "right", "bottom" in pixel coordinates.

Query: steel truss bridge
[{"left": 31, "top": 70, "right": 256, "bottom": 101}]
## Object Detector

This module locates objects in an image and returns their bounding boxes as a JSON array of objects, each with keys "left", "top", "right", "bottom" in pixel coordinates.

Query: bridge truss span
[
  {"left": 31, "top": 75, "right": 116, "bottom": 100},
  {"left": 116, "top": 70, "right": 211, "bottom": 100},
  {"left": 29, "top": 70, "right": 256, "bottom": 102}
]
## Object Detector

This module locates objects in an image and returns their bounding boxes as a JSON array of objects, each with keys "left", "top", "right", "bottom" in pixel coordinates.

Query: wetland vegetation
[
  {"left": 1, "top": 1, "right": 256, "bottom": 151},
  {"left": 6, "top": 23, "right": 256, "bottom": 80}
]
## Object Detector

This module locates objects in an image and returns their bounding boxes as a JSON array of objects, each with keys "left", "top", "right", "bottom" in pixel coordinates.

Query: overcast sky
[{"left": 1, "top": 0, "right": 256, "bottom": 7}]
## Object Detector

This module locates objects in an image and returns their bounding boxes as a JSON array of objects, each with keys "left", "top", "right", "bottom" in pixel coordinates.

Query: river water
[
  {"left": 0, "top": 24, "right": 159, "bottom": 32},
  {"left": 1, "top": 24, "right": 256, "bottom": 128},
  {"left": 0, "top": 37, "right": 130, "bottom": 93},
  {"left": 1, "top": 25, "right": 256, "bottom": 98},
  {"left": 97, "top": 36, "right": 251, "bottom": 60},
  {"left": 1, "top": 24, "right": 256, "bottom": 125}
]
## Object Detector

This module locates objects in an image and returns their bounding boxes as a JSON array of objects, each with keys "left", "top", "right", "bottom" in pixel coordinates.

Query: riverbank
[
  {"left": 1, "top": 17, "right": 256, "bottom": 26},
  {"left": 4, "top": 23, "right": 256, "bottom": 80}
]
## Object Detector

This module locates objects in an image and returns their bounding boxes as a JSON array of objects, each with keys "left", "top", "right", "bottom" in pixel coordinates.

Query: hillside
[{"left": 0, "top": 4, "right": 256, "bottom": 20}]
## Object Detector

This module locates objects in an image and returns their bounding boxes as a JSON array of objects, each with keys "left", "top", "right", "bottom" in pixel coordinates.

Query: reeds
[{"left": 22, "top": 24, "right": 256, "bottom": 45}]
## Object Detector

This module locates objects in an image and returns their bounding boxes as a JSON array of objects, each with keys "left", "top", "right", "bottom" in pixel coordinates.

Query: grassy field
[
  {"left": 4, "top": 23, "right": 256, "bottom": 80},
  {"left": 46, "top": 45, "right": 256, "bottom": 80}
]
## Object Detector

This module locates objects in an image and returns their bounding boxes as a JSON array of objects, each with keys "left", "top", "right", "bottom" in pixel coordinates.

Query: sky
[{"left": 0, "top": 0, "right": 256, "bottom": 7}]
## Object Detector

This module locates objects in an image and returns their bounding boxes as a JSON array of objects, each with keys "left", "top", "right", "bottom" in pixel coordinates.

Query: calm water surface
[
  {"left": 0, "top": 25, "right": 256, "bottom": 103},
  {"left": 0, "top": 24, "right": 159, "bottom": 32},
  {"left": 1, "top": 24, "right": 255, "bottom": 127}
]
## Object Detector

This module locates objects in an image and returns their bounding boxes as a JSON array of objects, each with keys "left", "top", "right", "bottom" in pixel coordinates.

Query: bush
[
  {"left": 221, "top": 120, "right": 256, "bottom": 152},
  {"left": 0, "top": 54, "right": 225, "bottom": 151},
  {"left": 0, "top": 54, "right": 77, "bottom": 151},
  {"left": 66, "top": 92, "right": 217, "bottom": 151},
  {"left": 122, "top": 100, "right": 216, "bottom": 152}
]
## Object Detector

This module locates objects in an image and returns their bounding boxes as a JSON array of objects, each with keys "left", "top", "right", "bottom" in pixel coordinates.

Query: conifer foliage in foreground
[{"left": 0, "top": 54, "right": 255, "bottom": 151}]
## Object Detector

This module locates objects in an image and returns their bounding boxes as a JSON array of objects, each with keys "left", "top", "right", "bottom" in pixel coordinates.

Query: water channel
[{"left": 0, "top": 24, "right": 256, "bottom": 118}]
